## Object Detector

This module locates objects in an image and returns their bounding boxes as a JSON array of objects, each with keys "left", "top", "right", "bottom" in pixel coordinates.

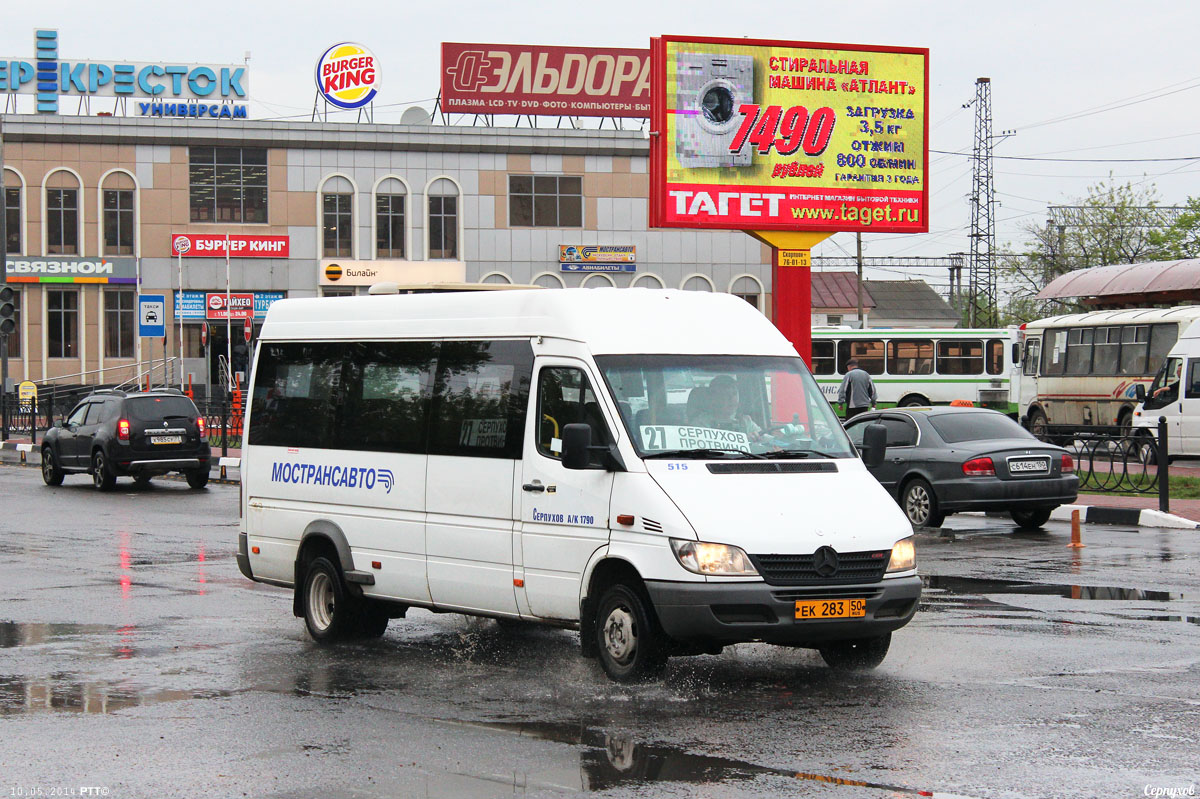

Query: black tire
[
  {"left": 1011, "top": 508, "right": 1053, "bottom": 530},
  {"left": 899, "top": 395, "right": 929, "bottom": 408},
  {"left": 186, "top": 468, "right": 210, "bottom": 489},
  {"left": 41, "top": 447, "right": 64, "bottom": 486},
  {"left": 594, "top": 583, "right": 667, "bottom": 682},
  {"left": 357, "top": 604, "right": 390, "bottom": 638},
  {"left": 301, "top": 556, "right": 358, "bottom": 642},
  {"left": 1028, "top": 408, "right": 1048, "bottom": 440},
  {"left": 92, "top": 450, "right": 116, "bottom": 492},
  {"left": 901, "top": 478, "right": 944, "bottom": 528},
  {"left": 819, "top": 633, "right": 891, "bottom": 670}
]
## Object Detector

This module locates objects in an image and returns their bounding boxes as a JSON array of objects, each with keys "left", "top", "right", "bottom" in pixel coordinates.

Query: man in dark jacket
[{"left": 837, "top": 358, "right": 876, "bottom": 419}]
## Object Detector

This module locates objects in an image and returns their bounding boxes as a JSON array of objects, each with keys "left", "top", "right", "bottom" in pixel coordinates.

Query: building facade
[{"left": 1, "top": 115, "right": 772, "bottom": 393}]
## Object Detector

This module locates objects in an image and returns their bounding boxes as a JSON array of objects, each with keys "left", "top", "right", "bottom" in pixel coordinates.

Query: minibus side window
[
  {"left": 536, "top": 366, "right": 612, "bottom": 465},
  {"left": 340, "top": 341, "right": 437, "bottom": 454},
  {"left": 249, "top": 342, "right": 345, "bottom": 449},
  {"left": 429, "top": 339, "right": 533, "bottom": 459}
]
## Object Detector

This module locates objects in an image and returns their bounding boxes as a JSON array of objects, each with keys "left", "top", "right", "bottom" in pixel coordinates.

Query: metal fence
[
  {"left": 1, "top": 386, "right": 243, "bottom": 456},
  {"left": 1033, "top": 417, "right": 1169, "bottom": 512}
]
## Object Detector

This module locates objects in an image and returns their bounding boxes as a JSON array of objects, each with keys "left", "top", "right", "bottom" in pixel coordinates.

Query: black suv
[{"left": 41, "top": 389, "right": 212, "bottom": 491}]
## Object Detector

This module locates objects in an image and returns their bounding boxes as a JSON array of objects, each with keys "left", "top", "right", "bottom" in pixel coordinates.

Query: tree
[
  {"left": 999, "top": 178, "right": 1169, "bottom": 324},
  {"left": 1149, "top": 196, "right": 1200, "bottom": 260}
]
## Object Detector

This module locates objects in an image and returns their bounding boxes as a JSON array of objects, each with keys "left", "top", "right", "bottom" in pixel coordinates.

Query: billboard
[
  {"left": 1, "top": 29, "right": 248, "bottom": 115},
  {"left": 441, "top": 43, "right": 649, "bottom": 118},
  {"left": 315, "top": 43, "right": 380, "bottom": 110},
  {"left": 4, "top": 255, "right": 137, "bottom": 284},
  {"left": 649, "top": 36, "right": 928, "bottom": 234},
  {"left": 559, "top": 245, "right": 636, "bottom": 272},
  {"left": 171, "top": 234, "right": 290, "bottom": 258}
]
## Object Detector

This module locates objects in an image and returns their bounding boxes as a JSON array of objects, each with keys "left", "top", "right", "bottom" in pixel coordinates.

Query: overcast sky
[{"left": 4, "top": 1, "right": 1198, "bottom": 291}]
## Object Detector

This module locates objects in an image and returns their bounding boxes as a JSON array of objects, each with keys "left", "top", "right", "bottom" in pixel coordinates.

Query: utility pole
[
  {"left": 966, "top": 79, "right": 1014, "bottom": 327},
  {"left": 967, "top": 77, "right": 997, "bottom": 328},
  {"left": 1, "top": 114, "right": 9, "bottom": 443}
]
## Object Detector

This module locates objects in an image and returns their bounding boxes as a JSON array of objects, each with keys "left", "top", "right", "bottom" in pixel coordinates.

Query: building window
[
  {"left": 189, "top": 147, "right": 268, "bottom": 223},
  {"left": 428, "top": 178, "right": 458, "bottom": 260},
  {"left": 103, "top": 188, "right": 135, "bottom": 255},
  {"left": 321, "top": 287, "right": 358, "bottom": 297},
  {"left": 509, "top": 175, "right": 583, "bottom": 227},
  {"left": 731, "top": 276, "right": 762, "bottom": 310},
  {"left": 682, "top": 275, "right": 713, "bottom": 292},
  {"left": 46, "top": 188, "right": 79, "bottom": 254},
  {"left": 3, "top": 289, "right": 20, "bottom": 358},
  {"left": 3, "top": 175, "right": 19, "bottom": 255},
  {"left": 104, "top": 290, "right": 135, "bottom": 358},
  {"left": 826, "top": 314, "right": 843, "bottom": 326},
  {"left": 376, "top": 181, "right": 406, "bottom": 258},
  {"left": 48, "top": 289, "right": 79, "bottom": 358},
  {"left": 322, "top": 190, "right": 353, "bottom": 258}
]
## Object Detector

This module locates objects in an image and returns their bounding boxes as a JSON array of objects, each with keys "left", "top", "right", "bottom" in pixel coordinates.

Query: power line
[{"left": 933, "top": 149, "right": 1200, "bottom": 163}]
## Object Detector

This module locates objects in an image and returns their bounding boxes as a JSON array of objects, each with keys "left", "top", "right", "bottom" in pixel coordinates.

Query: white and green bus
[{"left": 811, "top": 327, "right": 1019, "bottom": 416}]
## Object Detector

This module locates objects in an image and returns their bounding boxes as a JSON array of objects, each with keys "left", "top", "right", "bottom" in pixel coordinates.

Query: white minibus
[{"left": 236, "top": 288, "right": 920, "bottom": 681}]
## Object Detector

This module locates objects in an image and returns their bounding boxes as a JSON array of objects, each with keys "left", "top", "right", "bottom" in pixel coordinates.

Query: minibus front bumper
[{"left": 645, "top": 575, "right": 921, "bottom": 646}]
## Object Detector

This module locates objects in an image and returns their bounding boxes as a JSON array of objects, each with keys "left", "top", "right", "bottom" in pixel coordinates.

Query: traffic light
[{"left": 0, "top": 286, "right": 14, "bottom": 336}]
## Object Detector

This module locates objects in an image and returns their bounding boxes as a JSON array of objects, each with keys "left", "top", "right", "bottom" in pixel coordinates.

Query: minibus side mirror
[
  {"left": 861, "top": 423, "right": 888, "bottom": 468},
  {"left": 1134, "top": 384, "right": 1146, "bottom": 403},
  {"left": 561, "top": 423, "right": 626, "bottom": 471},
  {"left": 562, "top": 423, "right": 594, "bottom": 470}
]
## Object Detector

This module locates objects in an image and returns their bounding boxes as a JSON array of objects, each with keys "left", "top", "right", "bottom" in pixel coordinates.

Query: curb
[{"left": 1049, "top": 503, "right": 1199, "bottom": 530}]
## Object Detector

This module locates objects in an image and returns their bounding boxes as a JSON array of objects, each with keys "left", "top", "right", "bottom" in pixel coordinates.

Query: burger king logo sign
[{"left": 315, "top": 43, "right": 380, "bottom": 110}]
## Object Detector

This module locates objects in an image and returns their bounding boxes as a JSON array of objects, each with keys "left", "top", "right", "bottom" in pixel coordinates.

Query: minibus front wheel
[
  {"left": 594, "top": 583, "right": 667, "bottom": 682},
  {"left": 302, "top": 556, "right": 359, "bottom": 642}
]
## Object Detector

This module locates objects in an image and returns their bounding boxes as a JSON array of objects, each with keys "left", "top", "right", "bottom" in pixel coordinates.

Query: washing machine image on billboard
[{"left": 674, "top": 52, "right": 754, "bottom": 169}]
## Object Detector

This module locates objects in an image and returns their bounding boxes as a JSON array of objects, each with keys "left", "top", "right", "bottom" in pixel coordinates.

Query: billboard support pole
[{"left": 749, "top": 231, "right": 832, "bottom": 367}]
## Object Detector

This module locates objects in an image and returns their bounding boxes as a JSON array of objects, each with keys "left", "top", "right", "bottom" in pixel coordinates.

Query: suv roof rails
[
  {"left": 91, "top": 388, "right": 128, "bottom": 396},
  {"left": 135, "top": 387, "right": 185, "bottom": 396}
]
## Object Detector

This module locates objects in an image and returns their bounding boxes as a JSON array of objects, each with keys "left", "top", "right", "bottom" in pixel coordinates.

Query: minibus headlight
[
  {"left": 886, "top": 536, "right": 917, "bottom": 573},
  {"left": 670, "top": 539, "right": 759, "bottom": 576}
]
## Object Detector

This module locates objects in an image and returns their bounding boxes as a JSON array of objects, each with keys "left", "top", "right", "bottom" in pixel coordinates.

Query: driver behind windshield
[{"left": 687, "top": 375, "right": 764, "bottom": 441}]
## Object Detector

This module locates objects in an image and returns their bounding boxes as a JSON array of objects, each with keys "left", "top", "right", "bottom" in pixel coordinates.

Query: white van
[
  {"left": 1133, "top": 318, "right": 1200, "bottom": 453},
  {"left": 236, "top": 288, "right": 920, "bottom": 681}
]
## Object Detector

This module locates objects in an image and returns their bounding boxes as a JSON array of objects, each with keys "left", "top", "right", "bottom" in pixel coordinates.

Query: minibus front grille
[
  {"left": 706, "top": 462, "right": 838, "bottom": 474},
  {"left": 749, "top": 550, "right": 889, "bottom": 585}
]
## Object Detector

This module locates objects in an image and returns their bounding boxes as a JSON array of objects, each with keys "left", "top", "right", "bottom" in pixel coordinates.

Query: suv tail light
[
  {"left": 1062, "top": 453, "right": 1074, "bottom": 473},
  {"left": 962, "top": 456, "right": 995, "bottom": 476},
  {"left": 117, "top": 418, "right": 131, "bottom": 441},
  {"left": 196, "top": 416, "right": 206, "bottom": 436}
]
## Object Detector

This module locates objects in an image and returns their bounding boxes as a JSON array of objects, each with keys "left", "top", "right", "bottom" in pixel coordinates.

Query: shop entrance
[{"left": 203, "top": 323, "right": 254, "bottom": 392}]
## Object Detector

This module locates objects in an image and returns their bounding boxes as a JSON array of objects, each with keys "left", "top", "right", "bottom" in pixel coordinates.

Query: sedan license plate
[
  {"left": 1009, "top": 458, "right": 1049, "bottom": 474},
  {"left": 795, "top": 598, "right": 866, "bottom": 620},
  {"left": 151, "top": 435, "right": 183, "bottom": 445}
]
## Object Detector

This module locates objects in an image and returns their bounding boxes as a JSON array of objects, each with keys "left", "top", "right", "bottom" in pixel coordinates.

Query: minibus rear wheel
[
  {"left": 818, "top": 633, "right": 890, "bottom": 670},
  {"left": 302, "top": 556, "right": 358, "bottom": 642},
  {"left": 594, "top": 583, "right": 667, "bottom": 682}
]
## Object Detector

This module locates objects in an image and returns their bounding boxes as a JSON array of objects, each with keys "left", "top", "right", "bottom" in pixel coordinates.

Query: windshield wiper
[
  {"left": 762, "top": 449, "right": 842, "bottom": 459},
  {"left": 644, "top": 448, "right": 768, "bottom": 460}
]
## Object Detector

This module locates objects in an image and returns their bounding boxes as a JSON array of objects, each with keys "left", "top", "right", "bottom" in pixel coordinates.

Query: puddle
[
  {"left": 0, "top": 621, "right": 119, "bottom": 648},
  {"left": 439, "top": 718, "right": 973, "bottom": 797},
  {"left": 922, "top": 575, "right": 1184, "bottom": 602},
  {"left": 0, "top": 674, "right": 234, "bottom": 715}
]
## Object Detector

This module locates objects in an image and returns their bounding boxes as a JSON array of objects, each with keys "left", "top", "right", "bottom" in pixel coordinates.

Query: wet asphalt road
[{"left": 0, "top": 464, "right": 1197, "bottom": 799}]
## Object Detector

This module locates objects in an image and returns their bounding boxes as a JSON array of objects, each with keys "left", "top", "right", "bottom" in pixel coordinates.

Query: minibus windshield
[{"left": 596, "top": 355, "right": 856, "bottom": 459}]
